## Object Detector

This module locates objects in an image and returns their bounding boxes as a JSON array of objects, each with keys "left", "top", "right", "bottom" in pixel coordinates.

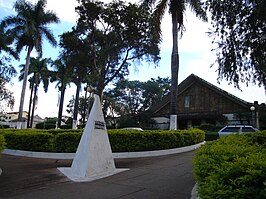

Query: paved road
[{"left": 0, "top": 151, "right": 196, "bottom": 199}]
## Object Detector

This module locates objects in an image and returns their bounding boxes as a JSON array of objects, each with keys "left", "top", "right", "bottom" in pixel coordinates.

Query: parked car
[
  {"left": 122, "top": 127, "right": 143, "bottom": 131},
  {"left": 218, "top": 125, "right": 259, "bottom": 137}
]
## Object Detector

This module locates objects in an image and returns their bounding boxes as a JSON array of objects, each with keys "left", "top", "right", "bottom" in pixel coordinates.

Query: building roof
[{"left": 150, "top": 74, "right": 252, "bottom": 115}]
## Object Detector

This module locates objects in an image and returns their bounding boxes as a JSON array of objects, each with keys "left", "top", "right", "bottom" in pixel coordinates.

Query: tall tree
[
  {"left": 59, "top": 31, "right": 90, "bottom": 129},
  {"left": 1, "top": 0, "right": 59, "bottom": 128},
  {"left": 66, "top": 94, "right": 93, "bottom": 126},
  {"left": 74, "top": 0, "right": 160, "bottom": 98},
  {"left": 50, "top": 55, "right": 72, "bottom": 128},
  {"left": 205, "top": 0, "right": 266, "bottom": 89},
  {"left": 141, "top": 77, "right": 171, "bottom": 111},
  {"left": 0, "top": 58, "right": 17, "bottom": 114},
  {"left": 18, "top": 57, "right": 51, "bottom": 127},
  {"left": 18, "top": 60, "right": 35, "bottom": 127},
  {"left": 0, "top": 25, "right": 18, "bottom": 114},
  {"left": 144, "top": 0, "right": 207, "bottom": 129},
  {"left": 0, "top": 25, "right": 18, "bottom": 61},
  {"left": 29, "top": 58, "right": 51, "bottom": 128},
  {"left": 104, "top": 77, "right": 171, "bottom": 128}
]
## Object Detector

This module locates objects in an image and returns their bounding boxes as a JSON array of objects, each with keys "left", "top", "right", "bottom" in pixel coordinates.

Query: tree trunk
[
  {"left": 169, "top": 12, "right": 180, "bottom": 130},
  {"left": 96, "top": 72, "right": 105, "bottom": 101},
  {"left": 17, "top": 46, "right": 33, "bottom": 129},
  {"left": 27, "top": 81, "right": 34, "bottom": 128},
  {"left": 57, "top": 86, "right": 66, "bottom": 128},
  {"left": 30, "top": 83, "right": 38, "bottom": 128},
  {"left": 82, "top": 86, "right": 88, "bottom": 125},
  {"left": 72, "top": 82, "right": 81, "bottom": 129}
]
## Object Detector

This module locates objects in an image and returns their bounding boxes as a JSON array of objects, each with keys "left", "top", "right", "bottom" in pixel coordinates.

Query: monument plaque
[{"left": 95, "top": 121, "right": 105, "bottom": 130}]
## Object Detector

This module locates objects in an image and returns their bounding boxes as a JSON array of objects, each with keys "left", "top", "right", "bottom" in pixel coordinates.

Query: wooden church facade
[{"left": 150, "top": 74, "right": 257, "bottom": 129}]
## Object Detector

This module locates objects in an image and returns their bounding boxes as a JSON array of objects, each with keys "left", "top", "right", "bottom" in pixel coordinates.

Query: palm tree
[
  {"left": 0, "top": 25, "right": 18, "bottom": 60},
  {"left": 1, "top": 0, "right": 59, "bottom": 128},
  {"left": 143, "top": 0, "right": 207, "bottom": 129},
  {"left": 18, "top": 61, "right": 35, "bottom": 128},
  {"left": 71, "top": 66, "right": 89, "bottom": 129},
  {"left": 50, "top": 56, "right": 72, "bottom": 128},
  {"left": 19, "top": 57, "right": 51, "bottom": 128},
  {"left": 59, "top": 31, "right": 90, "bottom": 129},
  {"left": 29, "top": 58, "right": 51, "bottom": 128}
]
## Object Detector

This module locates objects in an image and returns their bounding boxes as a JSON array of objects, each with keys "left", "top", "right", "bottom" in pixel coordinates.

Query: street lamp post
[
  {"left": 250, "top": 106, "right": 255, "bottom": 127},
  {"left": 250, "top": 101, "right": 260, "bottom": 129}
]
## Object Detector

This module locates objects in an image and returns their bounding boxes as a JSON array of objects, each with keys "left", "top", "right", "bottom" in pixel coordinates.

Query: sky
[{"left": 0, "top": 0, "right": 265, "bottom": 118}]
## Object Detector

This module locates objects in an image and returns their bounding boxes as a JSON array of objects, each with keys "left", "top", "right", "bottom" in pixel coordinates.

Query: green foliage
[
  {"left": 205, "top": 0, "right": 266, "bottom": 89},
  {"left": 194, "top": 131, "right": 266, "bottom": 198},
  {"left": 4, "top": 132, "right": 54, "bottom": 152},
  {"left": 72, "top": 0, "right": 160, "bottom": 96},
  {"left": 0, "top": 55, "right": 17, "bottom": 113},
  {"left": 109, "top": 128, "right": 205, "bottom": 152},
  {"left": 109, "top": 130, "right": 177, "bottom": 152},
  {"left": 60, "top": 124, "right": 73, "bottom": 129},
  {"left": 0, "top": 124, "right": 10, "bottom": 129},
  {"left": 195, "top": 123, "right": 222, "bottom": 133},
  {"left": 103, "top": 77, "right": 171, "bottom": 128},
  {"left": 0, "top": 128, "right": 46, "bottom": 134},
  {"left": 36, "top": 122, "right": 56, "bottom": 129},
  {"left": 0, "top": 134, "right": 6, "bottom": 152},
  {"left": 0, "top": 128, "right": 204, "bottom": 153},
  {"left": 54, "top": 132, "right": 81, "bottom": 152},
  {"left": 205, "top": 132, "right": 219, "bottom": 141},
  {"left": 194, "top": 124, "right": 221, "bottom": 141}
]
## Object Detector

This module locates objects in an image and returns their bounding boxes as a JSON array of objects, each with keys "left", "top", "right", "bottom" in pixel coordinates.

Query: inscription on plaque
[{"left": 95, "top": 121, "right": 105, "bottom": 130}]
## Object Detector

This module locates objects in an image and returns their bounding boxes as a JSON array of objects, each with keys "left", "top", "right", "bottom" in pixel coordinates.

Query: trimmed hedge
[
  {"left": 4, "top": 132, "right": 54, "bottom": 152},
  {"left": 193, "top": 131, "right": 266, "bottom": 199},
  {"left": 109, "top": 130, "right": 178, "bottom": 152},
  {"left": 54, "top": 132, "right": 81, "bottom": 152},
  {"left": 0, "top": 134, "right": 5, "bottom": 152},
  {"left": 0, "top": 128, "right": 205, "bottom": 153}
]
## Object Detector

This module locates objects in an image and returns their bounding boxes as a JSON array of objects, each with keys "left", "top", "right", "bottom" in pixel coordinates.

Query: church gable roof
[{"left": 150, "top": 74, "right": 251, "bottom": 115}]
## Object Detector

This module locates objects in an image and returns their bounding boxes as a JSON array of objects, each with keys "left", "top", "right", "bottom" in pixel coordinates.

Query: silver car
[{"left": 218, "top": 125, "right": 259, "bottom": 137}]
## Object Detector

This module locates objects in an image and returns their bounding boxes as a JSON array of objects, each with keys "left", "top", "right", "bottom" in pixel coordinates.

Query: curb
[
  {"left": 3, "top": 141, "right": 205, "bottom": 159},
  {"left": 191, "top": 183, "right": 199, "bottom": 199}
]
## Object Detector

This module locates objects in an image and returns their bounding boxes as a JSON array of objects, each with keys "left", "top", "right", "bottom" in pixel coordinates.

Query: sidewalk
[{"left": 0, "top": 151, "right": 196, "bottom": 199}]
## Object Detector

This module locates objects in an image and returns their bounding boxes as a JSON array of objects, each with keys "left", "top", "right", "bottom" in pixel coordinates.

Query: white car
[
  {"left": 218, "top": 125, "right": 259, "bottom": 137},
  {"left": 122, "top": 127, "right": 143, "bottom": 131}
]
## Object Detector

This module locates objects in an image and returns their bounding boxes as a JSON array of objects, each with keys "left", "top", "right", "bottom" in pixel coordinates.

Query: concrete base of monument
[
  {"left": 58, "top": 167, "right": 128, "bottom": 182},
  {"left": 58, "top": 95, "right": 128, "bottom": 182}
]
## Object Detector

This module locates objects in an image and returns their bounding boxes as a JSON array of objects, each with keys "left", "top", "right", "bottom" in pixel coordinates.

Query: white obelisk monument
[{"left": 58, "top": 94, "right": 127, "bottom": 182}]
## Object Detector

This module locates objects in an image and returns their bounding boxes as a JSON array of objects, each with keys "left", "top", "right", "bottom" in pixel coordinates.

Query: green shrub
[
  {"left": 108, "top": 130, "right": 178, "bottom": 152},
  {"left": 4, "top": 132, "right": 54, "bottom": 152},
  {"left": 46, "top": 129, "right": 82, "bottom": 135},
  {"left": 0, "top": 128, "right": 46, "bottom": 135},
  {"left": 109, "top": 128, "right": 205, "bottom": 152},
  {"left": 194, "top": 132, "right": 266, "bottom": 199},
  {"left": 1, "top": 128, "right": 205, "bottom": 153},
  {"left": 36, "top": 122, "right": 56, "bottom": 129},
  {"left": 54, "top": 132, "right": 82, "bottom": 152},
  {"left": 205, "top": 132, "right": 219, "bottom": 141},
  {"left": 0, "top": 134, "right": 6, "bottom": 152},
  {"left": 60, "top": 124, "right": 72, "bottom": 129},
  {"left": 194, "top": 123, "right": 223, "bottom": 133},
  {"left": 0, "top": 124, "right": 10, "bottom": 129}
]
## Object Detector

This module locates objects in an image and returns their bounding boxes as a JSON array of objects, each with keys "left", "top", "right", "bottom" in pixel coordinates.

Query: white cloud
[
  {"left": 161, "top": 10, "right": 212, "bottom": 53},
  {"left": 0, "top": 0, "right": 15, "bottom": 9},
  {"left": 0, "top": 0, "right": 78, "bottom": 23},
  {"left": 46, "top": 0, "right": 78, "bottom": 23}
]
